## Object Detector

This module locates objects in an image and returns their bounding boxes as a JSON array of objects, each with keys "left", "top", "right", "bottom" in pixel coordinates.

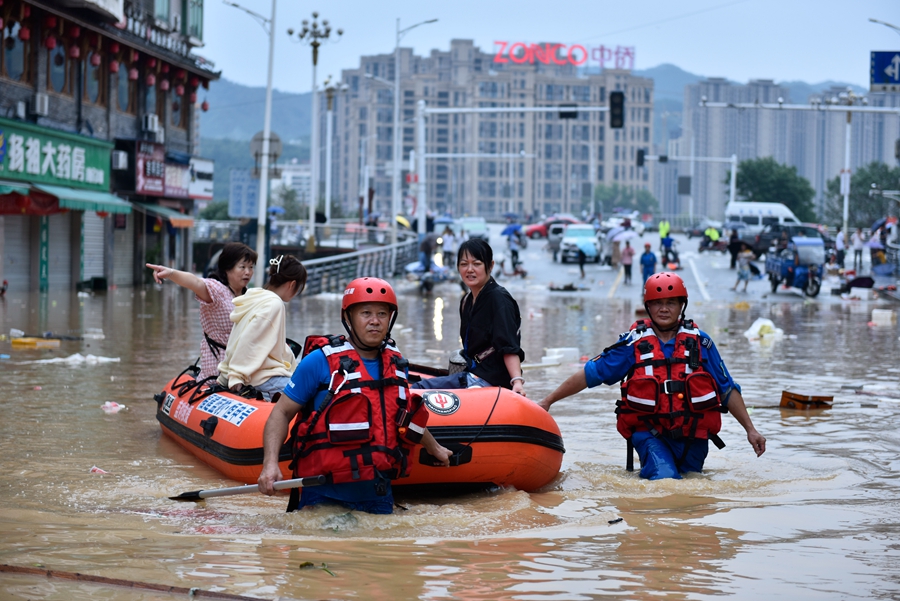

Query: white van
[{"left": 724, "top": 202, "right": 800, "bottom": 235}]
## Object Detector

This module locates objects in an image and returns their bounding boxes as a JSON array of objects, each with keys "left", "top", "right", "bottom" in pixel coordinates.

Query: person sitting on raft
[
  {"left": 537, "top": 272, "right": 766, "bottom": 480},
  {"left": 146, "top": 242, "right": 257, "bottom": 381},
  {"left": 258, "top": 277, "right": 452, "bottom": 514},
  {"left": 216, "top": 255, "right": 307, "bottom": 401},
  {"left": 410, "top": 238, "right": 526, "bottom": 396}
]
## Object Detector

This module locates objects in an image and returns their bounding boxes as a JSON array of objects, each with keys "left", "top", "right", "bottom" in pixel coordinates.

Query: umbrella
[
  {"left": 870, "top": 217, "right": 887, "bottom": 232},
  {"left": 267, "top": 206, "right": 285, "bottom": 214},
  {"left": 576, "top": 239, "right": 598, "bottom": 257},
  {"left": 434, "top": 216, "right": 454, "bottom": 224},
  {"left": 612, "top": 229, "right": 638, "bottom": 243},
  {"left": 502, "top": 212, "right": 519, "bottom": 220},
  {"left": 501, "top": 223, "right": 523, "bottom": 237},
  {"left": 605, "top": 226, "right": 625, "bottom": 241},
  {"left": 395, "top": 215, "right": 410, "bottom": 228}
]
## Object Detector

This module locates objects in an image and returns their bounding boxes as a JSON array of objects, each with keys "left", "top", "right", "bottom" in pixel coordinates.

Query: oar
[{"left": 169, "top": 475, "right": 326, "bottom": 502}]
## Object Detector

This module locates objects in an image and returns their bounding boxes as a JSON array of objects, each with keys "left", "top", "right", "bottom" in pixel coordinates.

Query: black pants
[
  {"left": 836, "top": 249, "right": 845, "bottom": 268},
  {"left": 623, "top": 263, "right": 633, "bottom": 283},
  {"left": 853, "top": 249, "right": 863, "bottom": 271}
]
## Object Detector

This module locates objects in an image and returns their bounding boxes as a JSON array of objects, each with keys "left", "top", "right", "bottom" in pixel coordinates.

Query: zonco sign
[{"left": 494, "top": 41, "right": 588, "bottom": 66}]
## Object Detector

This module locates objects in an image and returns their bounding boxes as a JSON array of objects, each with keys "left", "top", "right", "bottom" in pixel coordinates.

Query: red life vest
[
  {"left": 616, "top": 319, "right": 723, "bottom": 442},
  {"left": 289, "top": 335, "right": 429, "bottom": 490}
]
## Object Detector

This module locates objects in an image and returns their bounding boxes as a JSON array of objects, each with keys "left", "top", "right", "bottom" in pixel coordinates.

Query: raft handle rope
[{"left": 459, "top": 384, "right": 503, "bottom": 450}]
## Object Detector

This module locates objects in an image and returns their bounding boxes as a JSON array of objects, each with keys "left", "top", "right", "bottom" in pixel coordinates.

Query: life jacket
[
  {"left": 287, "top": 335, "right": 429, "bottom": 510},
  {"left": 615, "top": 319, "right": 724, "bottom": 444}
]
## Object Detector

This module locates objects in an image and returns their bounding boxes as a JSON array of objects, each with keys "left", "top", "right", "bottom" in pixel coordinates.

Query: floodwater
[{"left": 1, "top": 280, "right": 900, "bottom": 600}]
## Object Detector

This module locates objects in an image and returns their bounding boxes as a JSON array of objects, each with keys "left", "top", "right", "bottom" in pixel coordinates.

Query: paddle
[{"left": 169, "top": 475, "right": 326, "bottom": 502}]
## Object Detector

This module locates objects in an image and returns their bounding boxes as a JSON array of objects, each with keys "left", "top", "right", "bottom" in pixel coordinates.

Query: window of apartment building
[
  {"left": 474, "top": 58, "right": 482, "bottom": 72},
  {"left": 630, "top": 166, "right": 634, "bottom": 179},
  {"left": 436, "top": 183, "right": 447, "bottom": 198},
  {"left": 478, "top": 181, "right": 497, "bottom": 197},
  {"left": 403, "top": 127, "right": 414, "bottom": 142},
  {"left": 478, "top": 161, "right": 497, "bottom": 177},
  {"left": 614, "top": 146, "right": 619, "bottom": 161},
  {"left": 47, "top": 44, "right": 73, "bottom": 95},
  {"left": 573, "top": 86, "right": 590, "bottom": 102},
  {"left": 598, "top": 127, "right": 604, "bottom": 141},
  {"left": 403, "top": 109, "right": 414, "bottom": 119},
  {"left": 478, "top": 81, "right": 500, "bottom": 98},
  {"left": 2, "top": 20, "right": 33, "bottom": 83},
  {"left": 359, "top": 107, "right": 367, "bottom": 120},
  {"left": 544, "top": 124, "right": 563, "bottom": 140},
  {"left": 644, "top": 107, "right": 650, "bottom": 123},
  {"left": 84, "top": 51, "right": 106, "bottom": 106},
  {"left": 571, "top": 164, "right": 588, "bottom": 180},
  {"left": 376, "top": 126, "right": 392, "bottom": 142},
  {"left": 544, "top": 84, "right": 565, "bottom": 101},
  {"left": 154, "top": 0, "right": 169, "bottom": 20},
  {"left": 376, "top": 145, "right": 392, "bottom": 160},
  {"left": 614, "top": 130, "right": 620, "bottom": 141},
  {"left": 597, "top": 165, "right": 604, "bottom": 181},
  {"left": 435, "top": 165, "right": 448, "bottom": 180},
  {"left": 437, "top": 128, "right": 448, "bottom": 143},
  {"left": 377, "top": 107, "right": 391, "bottom": 123},
  {"left": 358, "top": 123, "right": 367, "bottom": 136},
  {"left": 403, "top": 145, "right": 413, "bottom": 158},
  {"left": 644, "top": 127, "right": 649, "bottom": 142},
  {"left": 544, "top": 144, "right": 562, "bottom": 160},
  {"left": 543, "top": 182, "right": 562, "bottom": 199},
  {"left": 597, "top": 145, "right": 604, "bottom": 160},
  {"left": 544, "top": 163, "right": 562, "bottom": 180},
  {"left": 599, "top": 86, "right": 606, "bottom": 102},
  {"left": 518, "top": 182, "right": 524, "bottom": 197},
  {"left": 644, "top": 88, "right": 651, "bottom": 102},
  {"left": 572, "top": 125, "right": 588, "bottom": 140},
  {"left": 377, "top": 89, "right": 392, "bottom": 104},
  {"left": 614, "top": 165, "right": 619, "bottom": 180},
  {"left": 479, "top": 122, "right": 498, "bottom": 138},
  {"left": 186, "top": 0, "right": 203, "bottom": 39}
]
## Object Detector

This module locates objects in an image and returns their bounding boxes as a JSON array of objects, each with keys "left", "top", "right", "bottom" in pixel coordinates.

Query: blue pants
[
  {"left": 642, "top": 269, "right": 654, "bottom": 284},
  {"left": 631, "top": 431, "right": 709, "bottom": 480}
]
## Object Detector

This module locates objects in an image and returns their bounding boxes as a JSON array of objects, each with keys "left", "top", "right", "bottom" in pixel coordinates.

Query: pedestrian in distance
[
  {"left": 728, "top": 229, "right": 741, "bottom": 269},
  {"left": 621, "top": 240, "right": 636, "bottom": 284},
  {"left": 216, "top": 255, "right": 307, "bottom": 401},
  {"left": 640, "top": 242, "right": 657, "bottom": 285},
  {"left": 410, "top": 238, "right": 526, "bottom": 396},
  {"left": 731, "top": 242, "right": 756, "bottom": 292},
  {"left": 577, "top": 246, "right": 587, "bottom": 279},
  {"left": 258, "top": 277, "right": 452, "bottom": 514},
  {"left": 146, "top": 242, "right": 257, "bottom": 381},
  {"left": 850, "top": 227, "right": 865, "bottom": 272},
  {"left": 537, "top": 272, "right": 766, "bottom": 480},
  {"left": 658, "top": 219, "right": 671, "bottom": 249},
  {"left": 834, "top": 226, "right": 845, "bottom": 269},
  {"left": 441, "top": 225, "right": 457, "bottom": 267}
]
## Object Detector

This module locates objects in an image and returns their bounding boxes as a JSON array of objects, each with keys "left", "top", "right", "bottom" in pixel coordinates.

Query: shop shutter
[
  {"left": 112, "top": 213, "right": 134, "bottom": 287},
  {"left": 47, "top": 212, "right": 73, "bottom": 289},
  {"left": 2, "top": 215, "right": 32, "bottom": 290},
  {"left": 82, "top": 211, "right": 106, "bottom": 280}
]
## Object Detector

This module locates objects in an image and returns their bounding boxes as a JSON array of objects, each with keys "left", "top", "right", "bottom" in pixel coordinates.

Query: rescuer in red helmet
[
  {"left": 538, "top": 272, "right": 765, "bottom": 480},
  {"left": 258, "top": 277, "right": 451, "bottom": 513}
]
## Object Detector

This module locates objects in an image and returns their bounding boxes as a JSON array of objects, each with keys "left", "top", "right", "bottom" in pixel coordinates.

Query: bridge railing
[{"left": 301, "top": 239, "right": 419, "bottom": 295}]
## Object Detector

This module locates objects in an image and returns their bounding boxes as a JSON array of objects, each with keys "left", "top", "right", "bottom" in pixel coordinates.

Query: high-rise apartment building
[
  {"left": 677, "top": 78, "right": 900, "bottom": 221},
  {"left": 322, "top": 39, "right": 653, "bottom": 220}
]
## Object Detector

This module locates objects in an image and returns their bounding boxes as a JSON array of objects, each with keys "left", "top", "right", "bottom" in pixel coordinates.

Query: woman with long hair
[
  {"left": 146, "top": 242, "right": 258, "bottom": 381},
  {"left": 216, "top": 255, "right": 308, "bottom": 401}
]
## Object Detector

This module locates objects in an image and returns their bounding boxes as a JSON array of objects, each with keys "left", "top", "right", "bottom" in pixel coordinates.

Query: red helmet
[
  {"left": 644, "top": 272, "right": 688, "bottom": 302},
  {"left": 342, "top": 277, "right": 398, "bottom": 312}
]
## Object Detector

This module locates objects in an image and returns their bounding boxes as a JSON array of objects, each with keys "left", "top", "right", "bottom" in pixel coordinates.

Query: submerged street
[{"left": 1, "top": 226, "right": 900, "bottom": 600}]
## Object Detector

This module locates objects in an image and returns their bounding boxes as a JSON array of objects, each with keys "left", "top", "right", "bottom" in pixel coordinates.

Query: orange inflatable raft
[{"left": 155, "top": 366, "right": 564, "bottom": 492}]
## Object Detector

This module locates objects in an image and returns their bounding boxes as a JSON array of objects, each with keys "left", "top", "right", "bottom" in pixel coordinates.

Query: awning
[
  {"left": 135, "top": 202, "right": 194, "bottom": 228},
  {"left": 34, "top": 184, "right": 132, "bottom": 214},
  {"left": 0, "top": 179, "right": 32, "bottom": 196}
]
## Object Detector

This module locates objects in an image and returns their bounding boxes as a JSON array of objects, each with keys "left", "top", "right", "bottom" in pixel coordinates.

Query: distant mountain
[
  {"left": 199, "top": 78, "right": 311, "bottom": 143},
  {"left": 634, "top": 63, "right": 708, "bottom": 103},
  {"left": 200, "top": 137, "right": 309, "bottom": 201},
  {"left": 778, "top": 80, "right": 867, "bottom": 104}
]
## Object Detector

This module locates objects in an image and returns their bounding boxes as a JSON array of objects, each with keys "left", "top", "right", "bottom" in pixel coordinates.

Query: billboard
[
  {"left": 189, "top": 157, "right": 214, "bottom": 200},
  {"left": 229, "top": 168, "right": 259, "bottom": 219}
]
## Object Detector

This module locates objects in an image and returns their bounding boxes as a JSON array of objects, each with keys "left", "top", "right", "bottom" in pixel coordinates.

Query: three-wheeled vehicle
[{"left": 765, "top": 236, "right": 825, "bottom": 297}]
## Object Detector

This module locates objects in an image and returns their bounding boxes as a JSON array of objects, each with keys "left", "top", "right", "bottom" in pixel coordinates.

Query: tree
[
  {"left": 274, "top": 184, "right": 303, "bottom": 221},
  {"left": 591, "top": 183, "right": 659, "bottom": 215},
  {"left": 824, "top": 162, "right": 900, "bottom": 229},
  {"left": 730, "top": 157, "right": 816, "bottom": 222},
  {"left": 200, "top": 200, "right": 230, "bottom": 220}
]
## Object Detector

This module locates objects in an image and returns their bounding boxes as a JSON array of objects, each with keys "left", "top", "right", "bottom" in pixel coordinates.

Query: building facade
[
  {"left": 0, "top": 0, "right": 218, "bottom": 292},
  {"left": 676, "top": 78, "right": 900, "bottom": 221},
  {"left": 321, "top": 39, "right": 654, "bottom": 221}
]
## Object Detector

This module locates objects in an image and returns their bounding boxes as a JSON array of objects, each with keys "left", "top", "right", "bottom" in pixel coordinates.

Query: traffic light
[
  {"left": 559, "top": 103, "right": 577, "bottom": 119},
  {"left": 636, "top": 149, "right": 645, "bottom": 167},
  {"left": 609, "top": 91, "right": 624, "bottom": 128},
  {"left": 659, "top": 155, "right": 668, "bottom": 163}
]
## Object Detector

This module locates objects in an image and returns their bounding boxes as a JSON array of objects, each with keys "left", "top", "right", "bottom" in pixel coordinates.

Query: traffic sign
[
  {"left": 229, "top": 168, "right": 259, "bottom": 219},
  {"left": 870, "top": 51, "right": 900, "bottom": 92}
]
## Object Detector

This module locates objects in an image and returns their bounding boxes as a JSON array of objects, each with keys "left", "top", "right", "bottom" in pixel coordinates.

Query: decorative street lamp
[
  {"left": 323, "top": 76, "right": 348, "bottom": 223},
  {"left": 288, "top": 12, "right": 342, "bottom": 253}
]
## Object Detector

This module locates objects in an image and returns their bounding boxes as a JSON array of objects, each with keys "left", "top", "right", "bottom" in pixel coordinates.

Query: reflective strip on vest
[
  {"left": 626, "top": 394, "right": 656, "bottom": 407},
  {"left": 691, "top": 390, "right": 717, "bottom": 405},
  {"left": 683, "top": 349, "right": 693, "bottom": 374},
  {"left": 321, "top": 341, "right": 356, "bottom": 357},
  {"left": 408, "top": 421, "right": 425, "bottom": 435},
  {"left": 396, "top": 371, "right": 407, "bottom": 380},
  {"left": 640, "top": 352, "right": 654, "bottom": 376},
  {"left": 329, "top": 421, "right": 370, "bottom": 431},
  {"left": 399, "top": 387, "right": 407, "bottom": 400}
]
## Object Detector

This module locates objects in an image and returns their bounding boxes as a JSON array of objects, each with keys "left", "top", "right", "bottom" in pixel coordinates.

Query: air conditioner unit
[
  {"left": 111, "top": 150, "right": 128, "bottom": 170},
  {"left": 31, "top": 92, "right": 49, "bottom": 117},
  {"left": 153, "top": 128, "right": 165, "bottom": 144},
  {"left": 15, "top": 101, "right": 26, "bottom": 120},
  {"left": 141, "top": 114, "right": 159, "bottom": 133}
]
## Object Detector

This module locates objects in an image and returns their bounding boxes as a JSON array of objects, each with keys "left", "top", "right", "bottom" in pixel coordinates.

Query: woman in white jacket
[{"left": 217, "top": 255, "right": 307, "bottom": 400}]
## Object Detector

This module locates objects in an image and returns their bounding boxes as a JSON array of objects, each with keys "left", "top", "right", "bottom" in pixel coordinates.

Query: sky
[{"left": 199, "top": 0, "right": 900, "bottom": 93}]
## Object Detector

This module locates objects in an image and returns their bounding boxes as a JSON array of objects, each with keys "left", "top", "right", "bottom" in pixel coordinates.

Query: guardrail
[
  {"left": 301, "top": 239, "right": 419, "bottom": 295},
  {"left": 193, "top": 219, "right": 415, "bottom": 251}
]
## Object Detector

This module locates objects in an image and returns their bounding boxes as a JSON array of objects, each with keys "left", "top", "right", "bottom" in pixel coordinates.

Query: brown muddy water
[{"left": 1, "top": 280, "right": 899, "bottom": 600}]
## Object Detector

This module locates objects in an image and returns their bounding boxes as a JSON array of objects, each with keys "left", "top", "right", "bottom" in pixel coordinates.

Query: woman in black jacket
[{"left": 412, "top": 238, "right": 526, "bottom": 396}]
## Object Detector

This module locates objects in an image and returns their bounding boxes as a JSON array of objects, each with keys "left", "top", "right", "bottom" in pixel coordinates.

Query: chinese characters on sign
[
  {"left": 136, "top": 141, "right": 165, "bottom": 195},
  {"left": 493, "top": 42, "right": 635, "bottom": 70}
]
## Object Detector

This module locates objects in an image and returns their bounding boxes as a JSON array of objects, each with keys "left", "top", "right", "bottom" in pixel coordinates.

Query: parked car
[
  {"left": 686, "top": 219, "right": 723, "bottom": 239},
  {"left": 559, "top": 224, "right": 603, "bottom": 263},
  {"left": 455, "top": 217, "right": 489, "bottom": 240},
  {"left": 525, "top": 214, "right": 581, "bottom": 239},
  {"left": 765, "top": 237, "right": 825, "bottom": 297},
  {"left": 753, "top": 223, "right": 827, "bottom": 256}
]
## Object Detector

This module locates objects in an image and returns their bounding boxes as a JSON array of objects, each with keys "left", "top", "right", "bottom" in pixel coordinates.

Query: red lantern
[
  {"left": 69, "top": 25, "right": 80, "bottom": 38},
  {"left": 109, "top": 41, "right": 119, "bottom": 53},
  {"left": 189, "top": 76, "right": 199, "bottom": 88},
  {"left": 128, "top": 67, "right": 138, "bottom": 81},
  {"left": 147, "top": 57, "right": 156, "bottom": 69},
  {"left": 109, "top": 59, "right": 119, "bottom": 73},
  {"left": 159, "top": 79, "right": 170, "bottom": 91},
  {"left": 175, "top": 68, "right": 186, "bottom": 80},
  {"left": 90, "top": 53, "right": 101, "bottom": 67},
  {"left": 202, "top": 79, "right": 209, "bottom": 90},
  {"left": 161, "top": 63, "right": 169, "bottom": 74},
  {"left": 146, "top": 73, "right": 156, "bottom": 86},
  {"left": 18, "top": 27, "right": 30, "bottom": 41},
  {"left": 130, "top": 49, "right": 138, "bottom": 63},
  {"left": 22, "top": 4, "right": 30, "bottom": 17},
  {"left": 96, "top": 211, "right": 109, "bottom": 218},
  {"left": 45, "top": 35, "right": 56, "bottom": 50},
  {"left": 175, "top": 84, "right": 185, "bottom": 96},
  {"left": 201, "top": 100, "right": 209, "bottom": 112},
  {"left": 44, "top": 15, "right": 57, "bottom": 28},
  {"left": 68, "top": 45, "right": 80, "bottom": 59},
  {"left": 0, "top": 18, "right": 4, "bottom": 30},
  {"left": 189, "top": 91, "right": 197, "bottom": 103}
]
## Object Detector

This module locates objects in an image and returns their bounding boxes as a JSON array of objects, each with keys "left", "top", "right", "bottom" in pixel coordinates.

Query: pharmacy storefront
[{"left": 0, "top": 117, "right": 131, "bottom": 292}]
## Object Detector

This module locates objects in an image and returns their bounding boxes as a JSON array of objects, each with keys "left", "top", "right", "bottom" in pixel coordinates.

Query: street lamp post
[
  {"left": 224, "top": 0, "right": 276, "bottom": 288},
  {"left": 392, "top": 18, "right": 437, "bottom": 248},
  {"left": 323, "top": 78, "right": 348, "bottom": 223},
  {"left": 288, "top": 13, "right": 342, "bottom": 253}
]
